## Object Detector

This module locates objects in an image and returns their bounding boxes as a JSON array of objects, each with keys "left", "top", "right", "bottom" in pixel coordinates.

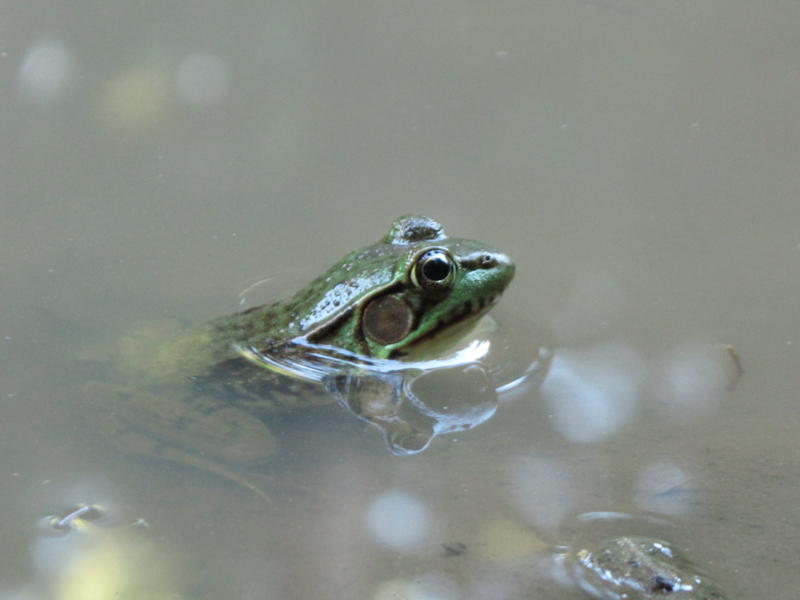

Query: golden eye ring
[{"left": 411, "top": 249, "right": 456, "bottom": 295}]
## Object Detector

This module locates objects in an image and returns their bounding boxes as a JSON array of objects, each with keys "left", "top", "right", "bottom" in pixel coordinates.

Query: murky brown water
[{"left": 3, "top": 2, "right": 800, "bottom": 598}]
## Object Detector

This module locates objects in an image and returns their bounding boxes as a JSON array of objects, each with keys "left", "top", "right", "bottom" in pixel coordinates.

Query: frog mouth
[
  {"left": 438, "top": 294, "right": 500, "bottom": 327},
  {"left": 399, "top": 293, "right": 500, "bottom": 357},
  {"left": 403, "top": 294, "right": 500, "bottom": 346}
]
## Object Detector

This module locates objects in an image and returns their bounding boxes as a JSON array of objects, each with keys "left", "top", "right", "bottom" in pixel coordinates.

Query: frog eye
[{"left": 412, "top": 249, "right": 456, "bottom": 294}]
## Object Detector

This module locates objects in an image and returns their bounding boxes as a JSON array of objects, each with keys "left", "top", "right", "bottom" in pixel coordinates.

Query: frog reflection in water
[
  {"left": 572, "top": 536, "right": 730, "bottom": 600},
  {"left": 87, "top": 215, "right": 515, "bottom": 493}
]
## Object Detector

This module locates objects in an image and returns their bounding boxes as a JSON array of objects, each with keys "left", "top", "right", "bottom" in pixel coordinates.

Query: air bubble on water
[
  {"left": 176, "top": 53, "right": 229, "bottom": 107},
  {"left": 17, "top": 39, "right": 72, "bottom": 103},
  {"left": 366, "top": 490, "right": 432, "bottom": 550}
]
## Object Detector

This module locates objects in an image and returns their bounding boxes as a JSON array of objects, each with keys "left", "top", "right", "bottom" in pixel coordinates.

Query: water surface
[{"left": 3, "top": 2, "right": 800, "bottom": 598}]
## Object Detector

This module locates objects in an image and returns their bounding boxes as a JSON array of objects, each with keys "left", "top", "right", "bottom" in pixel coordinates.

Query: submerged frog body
[
  {"left": 572, "top": 537, "right": 730, "bottom": 600},
  {"left": 87, "top": 215, "right": 515, "bottom": 491}
]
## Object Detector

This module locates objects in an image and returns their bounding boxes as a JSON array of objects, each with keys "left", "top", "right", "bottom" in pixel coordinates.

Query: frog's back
[{"left": 110, "top": 315, "right": 329, "bottom": 413}]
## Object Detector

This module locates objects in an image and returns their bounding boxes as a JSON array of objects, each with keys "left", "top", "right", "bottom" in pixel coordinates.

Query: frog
[
  {"left": 571, "top": 536, "right": 731, "bottom": 599},
  {"left": 84, "top": 215, "right": 515, "bottom": 497}
]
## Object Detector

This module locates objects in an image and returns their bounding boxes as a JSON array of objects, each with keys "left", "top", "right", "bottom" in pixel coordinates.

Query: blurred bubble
[
  {"left": 653, "top": 340, "right": 730, "bottom": 415},
  {"left": 507, "top": 456, "right": 575, "bottom": 531},
  {"left": 634, "top": 461, "right": 694, "bottom": 516},
  {"left": 373, "top": 573, "right": 460, "bottom": 600},
  {"left": 541, "top": 342, "right": 645, "bottom": 443},
  {"left": 17, "top": 40, "right": 72, "bottom": 103},
  {"left": 176, "top": 53, "right": 229, "bottom": 107},
  {"left": 366, "top": 490, "right": 431, "bottom": 549},
  {"left": 101, "top": 67, "right": 168, "bottom": 132}
]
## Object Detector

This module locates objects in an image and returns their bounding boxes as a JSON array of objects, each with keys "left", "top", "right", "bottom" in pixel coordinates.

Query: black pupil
[{"left": 423, "top": 255, "right": 451, "bottom": 281}]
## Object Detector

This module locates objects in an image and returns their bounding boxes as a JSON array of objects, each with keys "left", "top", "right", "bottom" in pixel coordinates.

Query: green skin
[
  {"left": 574, "top": 537, "right": 730, "bottom": 600},
  {"left": 87, "top": 215, "right": 514, "bottom": 486}
]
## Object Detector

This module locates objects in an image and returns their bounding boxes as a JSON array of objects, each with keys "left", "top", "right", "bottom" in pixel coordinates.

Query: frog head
[{"left": 294, "top": 215, "right": 514, "bottom": 360}]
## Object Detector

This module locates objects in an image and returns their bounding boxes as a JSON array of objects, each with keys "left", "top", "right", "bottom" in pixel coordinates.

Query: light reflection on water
[
  {"left": 1, "top": 299, "right": 747, "bottom": 598},
  {"left": 366, "top": 490, "right": 433, "bottom": 549},
  {"left": 15, "top": 37, "right": 232, "bottom": 133},
  {"left": 1, "top": 264, "right": 747, "bottom": 599},
  {"left": 541, "top": 338, "right": 736, "bottom": 441},
  {"left": 634, "top": 461, "right": 693, "bottom": 516},
  {"left": 176, "top": 54, "right": 230, "bottom": 108},
  {"left": 651, "top": 340, "right": 732, "bottom": 416},
  {"left": 16, "top": 40, "right": 73, "bottom": 104},
  {"left": 541, "top": 342, "right": 646, "bottom": 444},
  {"left": 508, "top": 456, "right": 577, "bottom": 531}
]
